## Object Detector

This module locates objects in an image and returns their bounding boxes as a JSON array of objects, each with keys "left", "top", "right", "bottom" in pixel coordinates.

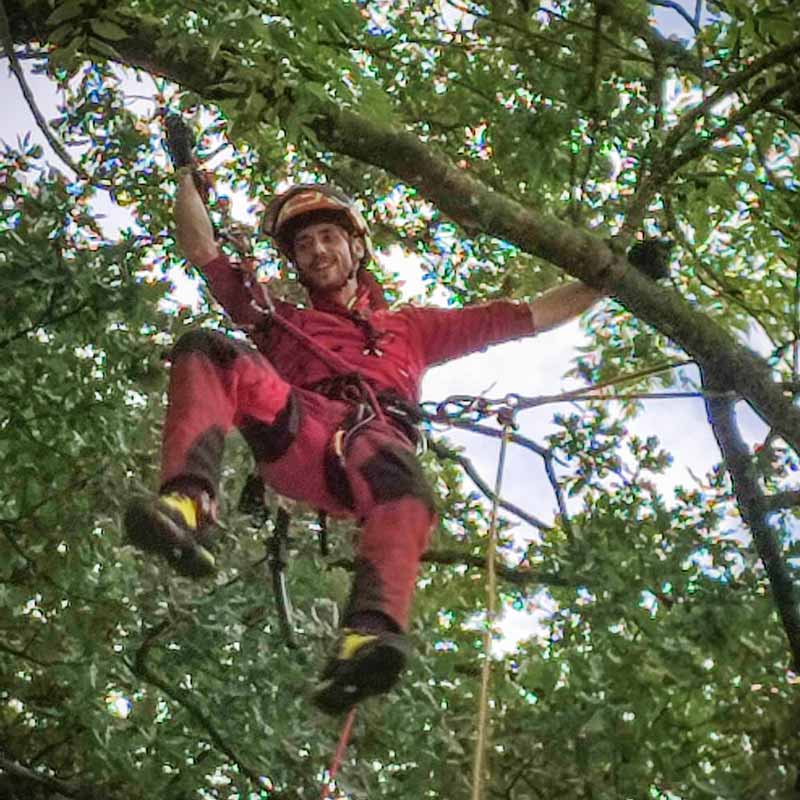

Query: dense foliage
[{"left": 2, "top": 1, "right": 799, "bottom": 798}]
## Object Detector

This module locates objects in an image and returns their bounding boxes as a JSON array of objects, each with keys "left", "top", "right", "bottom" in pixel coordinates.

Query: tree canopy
[{"left": 1, "top": 1, "right": 799, "bottom": 798}]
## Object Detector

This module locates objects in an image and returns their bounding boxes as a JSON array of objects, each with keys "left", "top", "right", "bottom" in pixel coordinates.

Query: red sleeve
[
  {"left": 198, "top": 253, "right": 266, "bottom": 328},
  {"left": 401, "top": 301, "right": 536, "bottom": 367}
]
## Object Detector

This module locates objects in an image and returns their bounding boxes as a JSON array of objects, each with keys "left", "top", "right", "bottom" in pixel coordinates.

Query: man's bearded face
[{"left": 292, "top": 221, "right": 363, "bottom": 294}]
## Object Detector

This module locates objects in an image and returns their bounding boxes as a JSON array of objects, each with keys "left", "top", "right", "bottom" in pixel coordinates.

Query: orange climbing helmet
[{"left": 262, "top": 184, "right": 374, "bottom": 268}]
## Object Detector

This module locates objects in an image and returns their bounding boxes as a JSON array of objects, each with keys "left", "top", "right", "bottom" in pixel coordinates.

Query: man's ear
[{"left": 350, "top": 235, "right": 366, "bottom": 263}]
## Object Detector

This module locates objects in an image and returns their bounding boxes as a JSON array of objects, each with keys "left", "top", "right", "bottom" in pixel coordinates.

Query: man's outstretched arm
[
  {"left": 529, "top": 282, "right": 606, "bottom": 333},
  {"left": 173, "top": 170, "right": 265, "bottom": 327},
  {"left": 175, "top": 169, "right": 219, "bottom": 267}
]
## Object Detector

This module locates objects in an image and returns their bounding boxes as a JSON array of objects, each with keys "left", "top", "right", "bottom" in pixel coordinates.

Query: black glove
[
  {"left": 164, "top": 112, "right": 211, "bottom": 201},
  {"left": 627, "top": 239, "right": 672, "bottom": 281},
  {"left": 163, "top": 112, "right": 196, "bottom": 169}
]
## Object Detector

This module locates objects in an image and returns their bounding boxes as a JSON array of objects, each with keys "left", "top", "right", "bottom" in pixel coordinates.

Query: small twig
[
  {"left": 650, "top": 0, "right": 701, "bottom": 32},
  {"left": 763, "top": 490, "right": 800, "bottom": 513},
  {"left": 669, "top": 74, "right": 797, "bottom": 175},
  {"left": 0, "top": 754, "right": 84, "bottom": 799},
  {"left": 543, "top": 453, "right": 571, "bottom": 539},
  {"left": 0, "top": 301, "right": 90, "bottom": 350},
  {"left": 0, "top": 640, "right": 87, "bottom": 668},
  {"left": 765, "top": 103, "right": 800, "bottom": 131},
  {"left": 622, "top": 39, "right": 800, "bottom": 237},
  {"left": 0, "top": 46, "right": 44, "bottom": 61},
  {"left": 127, "top": 622, "right": 267, "bottom": 788},
  {"left": 664, "top": 37, "right": 800, "bottom": 157},
  {"left": 428, "top": 438, "right": 552, "bottom": 531}
]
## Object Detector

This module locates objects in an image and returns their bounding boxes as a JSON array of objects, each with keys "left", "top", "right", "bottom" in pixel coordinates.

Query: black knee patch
[
  {"left": 240, "top": 392, "right": 300, "bottom": 464},
  {"left": 324, "top": 448, "right": 356, "bottom": 510},
  {"left": 171, "top": 329, "right": 250, "bottom": 368},
  {"left": 359, "top": 446, "right": 435, "bottom": 511},
  {"left": 343, "top": 556, "right": 389, "bottom": 623},
  {"left": 161, "top": 425, "right": 225, "bottom": 495}
]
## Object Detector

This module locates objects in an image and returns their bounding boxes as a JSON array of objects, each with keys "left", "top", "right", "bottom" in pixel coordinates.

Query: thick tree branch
[{"left": 703, "top": 373, "right": 800, "bottom": 670}]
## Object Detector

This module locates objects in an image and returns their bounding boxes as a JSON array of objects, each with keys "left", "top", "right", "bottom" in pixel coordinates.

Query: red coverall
[{"left": 161, "top": 253, "right": 536, "bottom": 630}]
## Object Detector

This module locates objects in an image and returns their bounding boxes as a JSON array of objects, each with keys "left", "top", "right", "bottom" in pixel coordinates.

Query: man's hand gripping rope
[{"left": 163, "top": 111, "right": 275, "bottom": 319}]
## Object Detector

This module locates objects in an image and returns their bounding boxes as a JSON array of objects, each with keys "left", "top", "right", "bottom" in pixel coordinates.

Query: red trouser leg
[
  {"left": 160, "top": 329, "right": 292, "bottom": 495},
  {"left": 340, "top": 426, "right": 437, "bottom": 631},
  {"left": 260, "top": 411, "right": 437, "bottom": 631},
  {"left": 159, "top": 328, "right": 435, "bottom": 631}
]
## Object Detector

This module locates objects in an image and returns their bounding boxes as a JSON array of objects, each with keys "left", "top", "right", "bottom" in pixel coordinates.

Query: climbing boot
[
  {"left": 124, "top": 492, "right": 217, "bottom": 578},
  {"left": 312, "top": 628, "right": 410, "bottom": 715}
]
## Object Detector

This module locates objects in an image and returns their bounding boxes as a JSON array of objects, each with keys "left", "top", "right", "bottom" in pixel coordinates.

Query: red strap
[
  {"left": 319, "top": 707, "right": 357, "bottom": 799},
  {"left": 233, "top": 260, "right": 388, "bottom": 424}
]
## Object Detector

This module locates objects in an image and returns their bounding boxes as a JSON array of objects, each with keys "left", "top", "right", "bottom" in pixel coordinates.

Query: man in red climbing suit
[{"left": 125, "top": 172, "right": 606, "bottom": 714}]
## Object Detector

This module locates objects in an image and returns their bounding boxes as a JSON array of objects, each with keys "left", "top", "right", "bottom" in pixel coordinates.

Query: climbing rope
[
  {"left": 470, "top": 417, "right": 514, "bottom": 800},
  {"left": 319, "top": 707, "right": 357, "bottom": 799}
]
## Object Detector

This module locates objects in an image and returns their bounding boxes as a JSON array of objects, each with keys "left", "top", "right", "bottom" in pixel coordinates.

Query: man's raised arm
[
  {"left": 528, "top": 282, "right": 606, "bottom": 333},
  {"left": 175, "top": 169, "right": 219, "bottom": 268}
]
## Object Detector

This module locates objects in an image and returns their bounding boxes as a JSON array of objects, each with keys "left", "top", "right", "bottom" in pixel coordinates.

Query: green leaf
[
  {"left": 46, "top": 0, "right": 85, "bottom": 27},
  {"left": 89, "top": 19, "right": 129, "bottom": 41},
  {"left": 88, "top": 36, "right": 123, "bottom": 61}
]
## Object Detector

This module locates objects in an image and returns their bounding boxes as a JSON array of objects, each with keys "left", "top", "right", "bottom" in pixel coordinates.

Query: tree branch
[
  {"left": 703, "top": 372, "right": 800, "bottom": 670},
  {"left": 0, "top": 301, "right": 90, "bottom": 350},
  {"left": 763, "top": 490, "right": 800, "bottom": 514},
  {"left": 650, "top": 0, "right": 700, "bottom": 32},
  {"left": 594, "top": 0, "right": 713, "bottom": 78},
  {"left": 427, "top": 438, "right": 553, "bottom": 531},
  {"left": 0, "top": 754, "right": 86, "bottom": 800},
  {"left": 669, "top": 73, "right": 797, "bottom": 175},
  {"left": 0, "top": 0, "right": 106, "bottom": 188},
  {"left": 664, "top": 36, "right": 800, "bottom": 155},
  {"left": 330, "top": 550, "right": 579, "bottom": 588},
  {"left": 621, "top": 38, "right": 800, "bottom": 237},
  {"left": 127, "top": 622, "right": 268, "bottom": 789}
]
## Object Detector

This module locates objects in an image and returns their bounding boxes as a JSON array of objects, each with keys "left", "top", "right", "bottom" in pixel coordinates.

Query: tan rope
[{"left": 470, "top": 424, "right": 512, "bottom": 800}]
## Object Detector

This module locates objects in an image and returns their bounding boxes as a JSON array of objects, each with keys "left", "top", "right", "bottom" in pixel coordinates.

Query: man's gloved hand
[
  {"left": 164, "top": 112, "right": 196, "bottom": 169},
  {"left": 163, "top": 112, "right": 211, "bottom": 202},
  {"left": 627, "top": 239, "right": 673, "bottom": 281}
]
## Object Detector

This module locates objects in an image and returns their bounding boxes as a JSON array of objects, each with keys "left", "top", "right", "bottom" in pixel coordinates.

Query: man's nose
[{"left": 310, "top": 235, "right": 328, "bottom": 256}]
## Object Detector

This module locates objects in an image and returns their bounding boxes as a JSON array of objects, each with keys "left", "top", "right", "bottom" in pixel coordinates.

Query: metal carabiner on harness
[{"left": 267, "top": 506, "right": 297, "bottom": 648}]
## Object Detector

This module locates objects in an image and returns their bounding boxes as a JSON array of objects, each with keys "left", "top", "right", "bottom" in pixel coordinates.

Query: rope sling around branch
[{"left": 470, "top": 420, "right": 513, "bottom": 800}]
